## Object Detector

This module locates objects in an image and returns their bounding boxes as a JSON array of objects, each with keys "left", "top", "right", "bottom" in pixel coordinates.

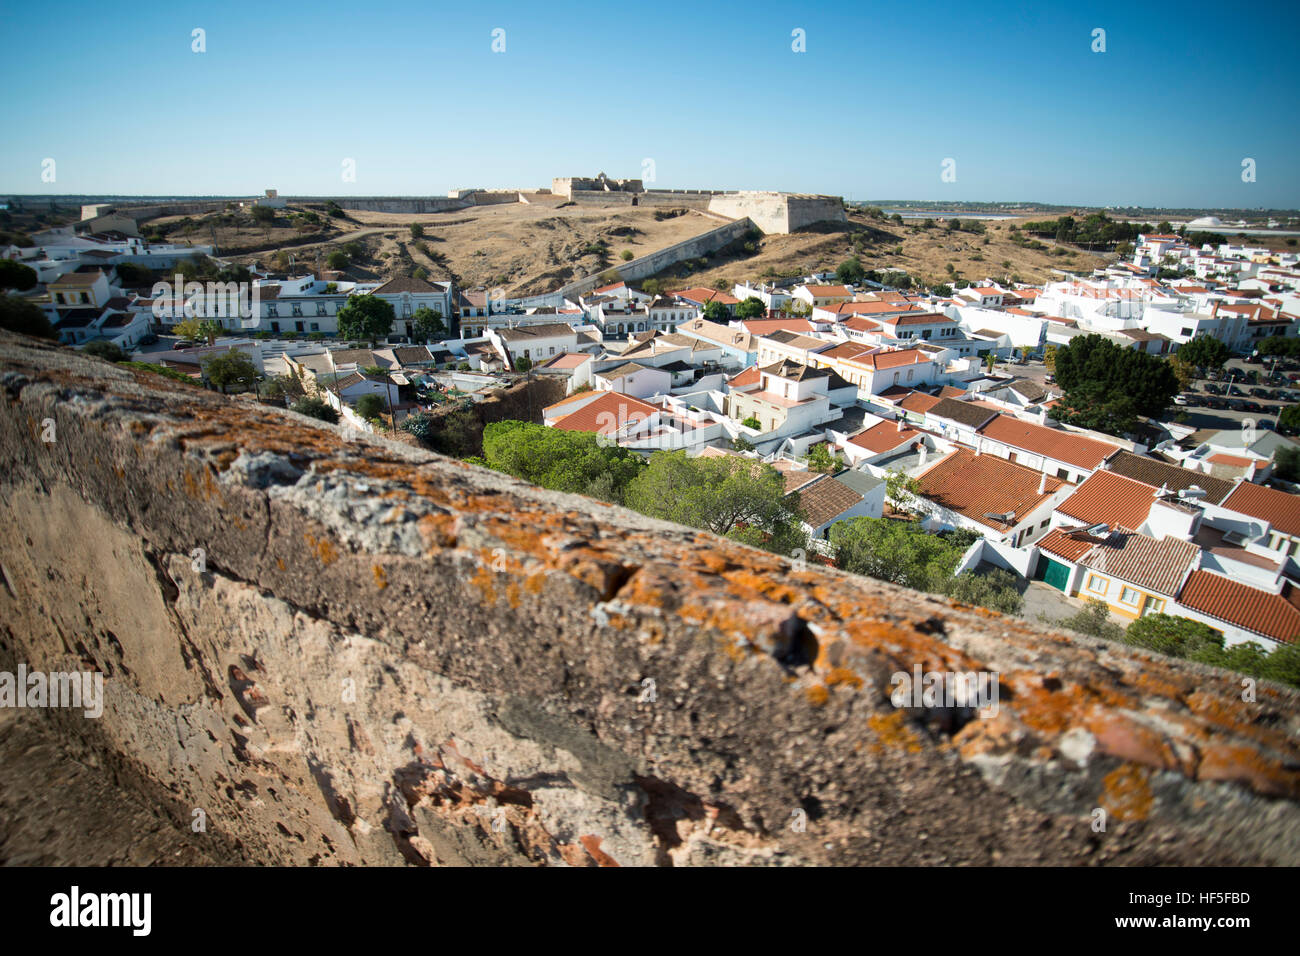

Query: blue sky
[{"left": 1, "top": 0, "right": 1296, "bottom": 207}]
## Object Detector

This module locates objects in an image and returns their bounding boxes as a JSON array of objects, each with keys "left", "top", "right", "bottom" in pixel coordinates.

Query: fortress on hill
[{"left": 550, "top": 172, "right": 846, "bottom": 235}]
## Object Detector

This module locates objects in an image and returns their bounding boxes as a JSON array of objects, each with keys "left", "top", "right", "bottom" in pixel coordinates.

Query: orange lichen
[
  {"left": 303, "top": 533, "right": 339, "bottom": 566},
  {"left": 372, "top": 564, "right": 388, "bottom": 590},
  {"left": 867, "top": 711, "right": 923, "bottom": 754},
  {"left": 1099, "top": 763, "right": 1153, "bottom": 822},
  {"left": 577, "top": 835, "right": 620, "bottom": 867},
  {"left": 825, "top": 667, "right": 863, "bottom": 689},
  {"left": 805, "top": 685, "right": 829, "bottom": 707}
]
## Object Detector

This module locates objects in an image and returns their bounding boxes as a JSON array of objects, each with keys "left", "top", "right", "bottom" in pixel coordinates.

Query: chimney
[
  {"left": 897, "top": 417, "right": 905, "bottom": 432},
  {"left": 1037, "top": 472, "right": 1047, "bottom": 495}
]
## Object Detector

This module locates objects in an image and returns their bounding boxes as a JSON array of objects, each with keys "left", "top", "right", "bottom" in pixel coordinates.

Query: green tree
[
  {"left": 835, "top": 257, "right": 865, "bottom": 284},
  {"left": 1043, "top": 343, "right": 1057, "bottom": 375},
  {"left": 830, "top": 517, "right": 961, "bottom": 591},
  {"left": 806, "top": 442, "right": 842, "bottom": 473},
  {"left": 945, "top": 567, "right": 1024, "bottom": 615},
  {"left": 0, "top": 295, "right": 55, "bottom": 339},
  {"left": 260, "top": 373, "right": 305, "bottom": 403},
  {"left": 1177, "top": 334, "right": 1231, "bottom": 371},
  {"left": 203, "top": 350, "right": 259, "bottom": 394},
  {"left": 172, "top": 318, "right": 204, "bottom": 341},
  {"left": 336, "top": 294, "right": 395, "bottom": 346},
  {"left": 625, "top": 450, "right": 804, "bottom": 548},
  {"left": 735, "top": 296, "right": 767, "bottom": 320},
  {"left": 1122, "top": 613, "right": 1224, "bottom": 658},
  {"left": 514, "top": 355, "right": 532, "bottom": 372},
  {"left": 481, "top": 420, "right": 643, "bottom": 504},
  {"left": 1274, "top": 445, "right": 1300, "bottom": 481},
  {"left": 82, "top": 341, "right": 128, "bottom": 362},
  {"left": 1278, "top": 403, "right": 1300, "bottom": 436},
  {"left": 411, "top": 306, "right": 446, "bottom": 343},
  {"left": 198, "top": 319, "right": 223, "bottom": 345},
  {"left": 701, "top": 299, "right": 730, "bottom": 323},
  {"left": 1057, "top": 599, "right": 1124, "bottom": 640},
  {"left": 884, "top": 468, "right": 921, "bottom": 513},
  {"left": 1052, "top": 333, "right": 1179, "bottom": 429},
  {"left": 409, "top": 223, "right": 424, "bottom": 239},
  {"left": 1167, "top": 355, "right": 1195, "bottom": 392},
  {"left": 291, "top": 396, "right": 340, "bottom": 423},
  {"left": 250, "top": 205, "right": 275, "bottom": 225},
  {"left": 741, "top": 415, "right": 762, "bottom": 430},
  {"left": 355, "top": 393, "right": 387, "bottom": 421},
  {"left": 0, "top": 259, "right": 39, "bottom": 292},
  {"left": 326, "top": 250, "right": 349, "bottom": 270}
]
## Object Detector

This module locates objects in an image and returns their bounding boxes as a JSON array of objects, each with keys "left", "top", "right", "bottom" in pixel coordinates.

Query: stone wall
[
  {"left": 1, "top": 331, "right": 1298, "bottom": 866},
  {"left": 706, "top": 192, "right": 847, "bottom": 234},
  {"left": 555, "top": 217, "right": 757, "bottom": 299}
]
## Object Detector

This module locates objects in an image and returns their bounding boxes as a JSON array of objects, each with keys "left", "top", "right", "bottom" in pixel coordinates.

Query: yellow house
[{"left": 1033, "top": 525, "right": 1199, "bottom": 621}]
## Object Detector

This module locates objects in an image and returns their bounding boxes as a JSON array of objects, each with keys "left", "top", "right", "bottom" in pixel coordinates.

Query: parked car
[
  {"left": 1243, "top": 401, "right": 1264, "bottom": 413},
  {"left": 1044, "top": 373, "right": 1056, "bottom": 384},
  {"left": 1250, "top": 387, "right": 1270, "bottom": 398},
  {"left": 1228, "top": 385, "right": 1246, "bottom": 396},
  {"left": 172, "top": 340, "right": 195, "bottom": 350},
  {"left": 1205, "top": 384, "right": 1223, "bottom": 395},
  {"left": 1246, "top": 354, "right": 1263, "bottom": 364},
  {"left": 1173, "top": 394, "right": 1190, "bottom": 405}
]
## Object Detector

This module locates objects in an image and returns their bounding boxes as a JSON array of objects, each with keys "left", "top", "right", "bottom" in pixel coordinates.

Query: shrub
[
  {"left": 291, "top": 397, "right": 339, "bottom": 423},
  {"left": 81, "top": 341, "right": 128, "bottom": 362}
]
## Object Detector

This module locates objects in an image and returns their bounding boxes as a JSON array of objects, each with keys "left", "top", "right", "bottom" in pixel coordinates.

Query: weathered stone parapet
[{"left": 1, "top": 330, "right": 1297, "bottom": 866}]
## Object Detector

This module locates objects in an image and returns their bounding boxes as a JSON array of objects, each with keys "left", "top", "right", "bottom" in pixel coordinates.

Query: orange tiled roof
[
  {"left": 1222, "top": 481, "right": 1300, "bottom": 538},
  {"left": 1179, "top": 570, "right": 1300, "bottom": 645},
  {"left": 1076, "top": 530, "right": 1199, "bottom": 597},
  {"left": 916, "top": 447, "right": 1064, "bottom": 531},
  {"left": 1056, "top": 470, "right": 1158, "bottom": 530},
  {"left": 551, "top": 392, "right": 659, "bottom": 435},
  {"left": 848, "top": 420, "right": 922, "bottom": 454},
  {"left": 794, "top": 474, "right": 864, "bottom": 526},
  {"left": 978, "top": 414, "right": 1119, "bottom": 471}
]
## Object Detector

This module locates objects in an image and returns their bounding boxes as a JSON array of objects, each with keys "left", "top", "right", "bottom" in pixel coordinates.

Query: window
[
  {"left": 292, "top": 303, "right": 303, "bottom": 317},
  {"left": 295, "top": 321, "right": 304, "bottom": 333},
  {"left": 1086, "top": 574, "right": 1109, "bottom": 595},
  {"left": 1119, "top": 587, "right": 1141, "bottom": 607},
  {"left": 310, "top": 323, "right": 319, "bottom": 332},
  {"left": 1056, "top": 468, "right": 1069, "bottom": 480},
  {"left": 268, "top": 305, "right": 278, "bottom": 317},
  {"left": 1141, "top": 596, "right": 1165, "bottom": 616},
  {"left": 1181, "top": 327, "right": 1193, "bottom": 337},
  {"left": 1039, "top": 519, "right": 1050, "bottom": 529}
]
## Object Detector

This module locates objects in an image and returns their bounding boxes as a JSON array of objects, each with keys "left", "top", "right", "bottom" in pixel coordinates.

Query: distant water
[{"left": 880, "top": 209, "right": 1018, "bottom": 221}]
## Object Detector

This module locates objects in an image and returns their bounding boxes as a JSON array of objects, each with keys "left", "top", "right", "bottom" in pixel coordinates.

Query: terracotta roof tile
[
  {"left": 793, "top": 474, "right": 864, "bottom": 526},
  {"left": 1222, "top": 481, "right": 1300, "bottom": 538},
  {"left": 1056, "top": 470, "right": 1158, "bottom": 530},
  {"left": 551, "top": 392, "right": 659, "bottom": 435},
  {"left": 977, "top": 414, "right": 1119, "bottom": 471},
  {"left": 1076, "top": 530, "right": 1199, "bottom": 596},
  {"left": 916, "top": 447, "right": 1065, "bottom": 531},
  {"left": 1179, "top": 570, "right": 1300, "bottom": 645},
  {"left": 1105, "top": 451, "right": 1234, "bottom": 504},
  {"left": 848, "top": 420, "right": 923, "bottom": 454}
]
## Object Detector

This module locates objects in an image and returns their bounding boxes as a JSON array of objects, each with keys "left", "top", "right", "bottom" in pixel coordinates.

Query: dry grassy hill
[{"left": 150, "top": 200, "right": 1115, "bottom": 294}]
